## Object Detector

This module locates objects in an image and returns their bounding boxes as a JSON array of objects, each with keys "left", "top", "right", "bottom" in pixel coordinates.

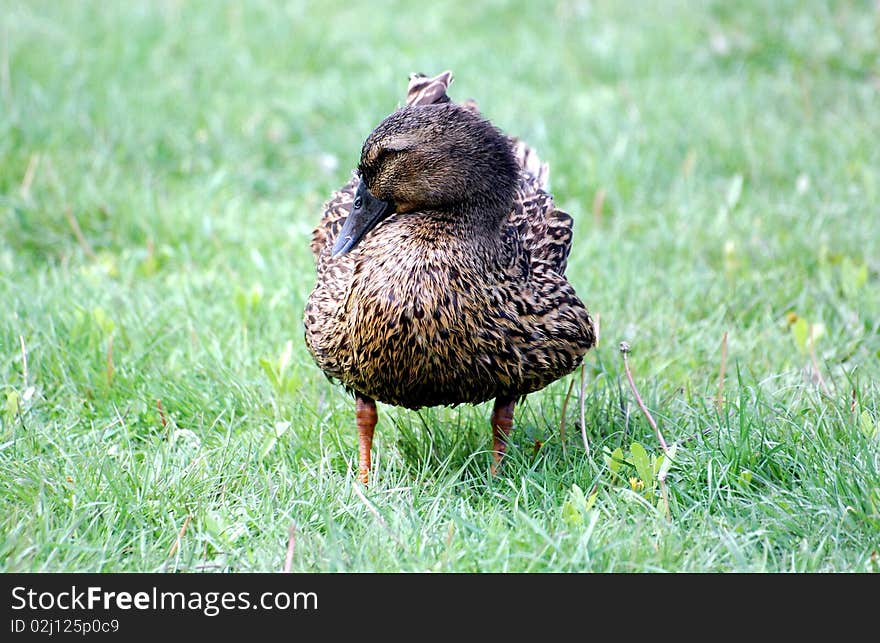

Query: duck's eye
[{"left": 354, "top": 196, "right": 363, "bottom": 209}]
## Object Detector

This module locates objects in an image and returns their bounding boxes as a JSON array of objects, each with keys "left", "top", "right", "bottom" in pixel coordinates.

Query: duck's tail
[
  {"left": 406, "top": 70, "right": 454, "bottom": 106},
  {"left": 511, "top": 138, "right": 550, "bottom": 192}
]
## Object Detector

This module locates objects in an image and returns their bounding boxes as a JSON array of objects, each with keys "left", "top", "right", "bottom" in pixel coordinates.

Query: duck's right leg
[
  {"left": 490, "top": 397, "right": 516, "bottom": 475},
  {"left": 355, "top": 394, "right": 377, "bottom": 485}
]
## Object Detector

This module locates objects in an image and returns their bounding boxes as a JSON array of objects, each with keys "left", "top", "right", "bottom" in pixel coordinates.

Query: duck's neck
[{"left": 382, "top": 209, "right": 506, "bottom": 271}]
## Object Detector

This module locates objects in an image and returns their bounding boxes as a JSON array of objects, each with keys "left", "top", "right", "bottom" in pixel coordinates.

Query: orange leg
[
  {"left": 490, "top": 397, "right": 516, "bottom": 475},
  {"left": 356, "top": 394, "right": 377, "bottom": 485}
]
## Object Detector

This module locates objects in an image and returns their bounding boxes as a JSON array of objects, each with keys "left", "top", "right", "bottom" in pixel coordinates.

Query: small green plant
[
  {"left": 838, "top": 257, "right": 868, "bottom": 301},
  {"left": 234, "top": 283, "right": 264, "bottom": 321},
  {"left": 561, "top": 483, "right": 598, "bottom": 528},
  {"left": 787, "top": 313, "right": 831, "bottom": 394},
  {"left": 259, "top": 340, "right": 298, "bottom": 395},
  {"left": 790, "top": 315, "right": 824, "bottom": 355},
  {"left": 92, "top": 307, "right": 116, "bottom": 337},
  {"left": 604, "top": 442, "right": 676, "bottom": 507},
  {"left": 259, "top": 421, "right": 291, "bottom": 459},
  {"left": 3, "top": 390, "right": 21, "bottom": 433}
]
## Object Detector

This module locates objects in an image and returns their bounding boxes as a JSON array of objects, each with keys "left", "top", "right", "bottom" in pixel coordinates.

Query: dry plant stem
[
  {"left": 167, "top": 514, "right": 191, "bottom": 559},
  {"left": 283, "top": 524, "right": 296, "bottom": 573},
  {"left": 716, "top": 331, "right": 728, "bottom": 413},
  {"left": 64, "top": 207, "right": 97, "bottom": 260},
  {"left": 558, "top": 377, "right": 575, "bottom": 456},
  {"left": 620, "top": 342, "right": 671, "bottom": 520},
  {"left": 809, "top": 324, "right": 831, "bottom": 396},
  {"left": 156, "top": 398, "right": 167, "bottom": 428},
  {"left": 620, "top": 345, "right": 668, "bottom": 454},
  {"left": 579, "top": 363, "right": 589, "bottom": 456}
]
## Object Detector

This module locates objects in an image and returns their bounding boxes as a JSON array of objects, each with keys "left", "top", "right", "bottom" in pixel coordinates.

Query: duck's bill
[{"left": 332, "top": 180, "right": 394, "bottom": 257}]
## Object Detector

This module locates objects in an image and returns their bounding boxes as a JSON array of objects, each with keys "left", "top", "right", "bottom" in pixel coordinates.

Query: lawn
[{"left": 1, "top": 0, "right": 878, "bottom": 572}]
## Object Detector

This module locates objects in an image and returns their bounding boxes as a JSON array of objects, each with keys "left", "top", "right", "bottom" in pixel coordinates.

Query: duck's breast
[{"left": 305, "top": 218, "right": 525, "bottom": 408}]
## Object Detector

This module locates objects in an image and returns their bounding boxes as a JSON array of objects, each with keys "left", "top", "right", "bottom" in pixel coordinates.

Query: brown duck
[{"left": 304, "top": 71, "right": 596, "bottom": 484}]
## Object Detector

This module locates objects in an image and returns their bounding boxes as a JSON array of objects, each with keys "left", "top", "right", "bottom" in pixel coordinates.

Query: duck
[{"left": 304, "top": 71, "right": 596, "bottom": 484}]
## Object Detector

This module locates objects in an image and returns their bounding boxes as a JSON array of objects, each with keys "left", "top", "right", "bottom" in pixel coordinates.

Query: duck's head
[{"left": 332, "top": 103, "right": 518, "bottom": 256}]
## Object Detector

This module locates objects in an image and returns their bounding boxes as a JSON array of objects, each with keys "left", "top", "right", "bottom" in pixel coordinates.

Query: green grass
[{"left": 1, "top": 0, "right": 879, "bottom": 572}]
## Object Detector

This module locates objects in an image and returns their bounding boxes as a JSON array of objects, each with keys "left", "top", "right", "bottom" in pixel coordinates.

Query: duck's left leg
[
  {"left": 356, "top": 394, "right": 377, "bottom": 485},
  {"left": 490, "top": 397, "right": 516, "bottom": 475}
]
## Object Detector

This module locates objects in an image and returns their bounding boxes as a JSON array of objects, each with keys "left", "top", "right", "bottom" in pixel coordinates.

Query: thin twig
[
  {"left": 619, "top": 342, "right": 672, "bottom": 520},
  {"left": 808, "top": 324, "right": 830, "bottom": 396},
  {"left": 283, "top": 524, "right": 296, "bottom": 573},
  {"left": 558, "top": 377, "right": 575, "bottom": 456},
  {"left": 63, "top": 207, "right": 96, "bottom": 260},
  {"left": 716, "top": 331, "right": 728, "bottom": 413},
  {"left": 167, "top": 514, "right": 191, "bottom": 558},
  {"left": 579, "top": 363, "right": 589, "bottom": 456},
  {"left": 619, "top": 342, "right": 668, "bottom": 453},
  {"left": 156, "top": 399, "right": 167, "bottom": 428},
  {"left": 105, "top": 335, "right": 114, "bottom": 387},
  {"left": 19, "top": 335, "right": 27, "bottom": 388}
]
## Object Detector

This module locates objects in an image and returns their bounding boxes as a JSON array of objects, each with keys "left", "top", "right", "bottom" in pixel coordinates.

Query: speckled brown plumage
[{"left": 304, "top": 71, "right": 595, "bottom": 480}]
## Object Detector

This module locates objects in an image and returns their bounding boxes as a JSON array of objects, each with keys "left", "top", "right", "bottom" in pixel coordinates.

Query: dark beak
[{"left": 332, "top": 180, "right": 394, "bottom": 257}]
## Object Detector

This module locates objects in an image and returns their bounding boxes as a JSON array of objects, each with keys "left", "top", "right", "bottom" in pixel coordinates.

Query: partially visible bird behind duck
[{"left": 304, "top": 71, "right": 596, "bottom": 484}]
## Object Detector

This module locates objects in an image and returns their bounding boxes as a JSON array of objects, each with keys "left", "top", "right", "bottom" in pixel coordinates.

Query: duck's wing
[
  {"left": 502, "top": 142, "right": 594, "bottom": 395},
  {"left": 508, "top": 141, "right": 574, "bottom": 276},
  {"left": 310, "top": 171, "right": 358, "bottom": 265}
]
